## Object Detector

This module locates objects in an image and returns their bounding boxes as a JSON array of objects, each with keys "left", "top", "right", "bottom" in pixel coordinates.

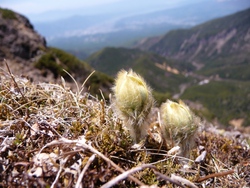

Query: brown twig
[
  {"left": 4, "top": 59, "right": 27, "bottom": 102},
  {"left": 101, "top": 164, "right": 156, "bottom": 188},
  {"left": 196, "top": 169, "right": 235, "bottom": 183},
  {"left": 100, "top": 99, "right": 105, "bottom": 124},
  {"left": 39, "top": 138, "right": 145, "bottom": 186},
  {"left": 153, "top": 170, "right": 185, "bottom": 188},
  {"left": 81, "top": 139, "right": 145, "bottom": 186},
  {"left": 171, "top": 174, "right": 198, "bottom": 188},
  {"left": 76, "top": 154, "right": 96, "bottom": 188}
]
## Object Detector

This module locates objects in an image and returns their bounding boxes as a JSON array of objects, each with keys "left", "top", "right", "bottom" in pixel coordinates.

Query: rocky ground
[{"left": 0, "top": 69, "right": 249, "bottom": 187}]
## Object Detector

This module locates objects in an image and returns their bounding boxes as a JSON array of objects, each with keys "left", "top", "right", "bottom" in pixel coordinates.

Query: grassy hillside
[
  {"left": 87, "top": 47, "right": 195, "bottom": 75},
  {"left": 182, "top": 80, "right": 250, "bottom": 126},
  {"left": 35, "top": 47, "right": 113, "bottom": 98},
  {"left": 86, "top": 47, "right": 143, "bottom": 76},
  {"left": 86, "top": 47, "right": 194, "bottom": 103},
  {"left": 197, "top": 52, "right": 250, "bottom": 81},
  {"left": 0, "top": 8, "right": 17, "bottom": 19},
  {"left": 35, "top": 47, "right": 92, "bottom": 80}
]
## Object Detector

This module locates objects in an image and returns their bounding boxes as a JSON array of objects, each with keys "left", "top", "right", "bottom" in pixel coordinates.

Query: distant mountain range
[
  {"left": 135, "top": 8, "right": 250, "bottom": 81},
  {"left": 86, "top": 8, "right": 250, "bottom": 127},
  {"left": 33, "top": 0, "right": 250, "bottom": 58}
]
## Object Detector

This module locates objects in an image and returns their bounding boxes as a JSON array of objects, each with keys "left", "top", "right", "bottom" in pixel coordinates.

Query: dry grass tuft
[{"left": 0, "top": 67, "right": 249, "bottom": 187}]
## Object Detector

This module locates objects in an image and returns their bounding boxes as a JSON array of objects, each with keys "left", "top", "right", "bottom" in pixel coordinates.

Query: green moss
[
  {"left": 13, "top": 132, "right": 25, "bottom": 145},
  {"left": 138, "top": 169, "right": 158, "bottom": 185},
  {"left": 0, "top": 8, "right": 17, "bottom": 20}
]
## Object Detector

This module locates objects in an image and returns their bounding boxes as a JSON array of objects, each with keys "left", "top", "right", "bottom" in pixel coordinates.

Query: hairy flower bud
[
  {"left": 160, "top": 99, "right": 198, "bottom": 156},
  {"left": 113, "top": 69, "right": 154, "bottom": 143}
]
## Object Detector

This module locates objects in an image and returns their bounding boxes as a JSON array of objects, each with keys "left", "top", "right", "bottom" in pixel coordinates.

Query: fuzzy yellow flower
[
  {"left": 160, "top": 99, "right": 198, "bottom": 156},
  {"left": 113, "top": 69, "right": 154, "bottom": 143}
]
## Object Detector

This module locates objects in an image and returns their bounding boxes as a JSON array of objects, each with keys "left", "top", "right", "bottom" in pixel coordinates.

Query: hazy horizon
[
  {"left": 2, "top": 0, "right": 246, "bottom": 22},
  {"left": 2, "top": 0, "right": 250, "bottom": 57}
]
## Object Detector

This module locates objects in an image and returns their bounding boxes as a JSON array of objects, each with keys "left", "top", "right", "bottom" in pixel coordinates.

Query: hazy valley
[{"left": 33, "top": 0, "right": 250, "bottom": 58}]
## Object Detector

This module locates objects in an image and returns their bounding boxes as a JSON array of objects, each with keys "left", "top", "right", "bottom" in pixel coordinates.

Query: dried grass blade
[
  {"left": 101, "top": 164, "right": 156, "bottom": 188},
  {"left": 75, "top": 154, "right": 96, "bottom": 188}
]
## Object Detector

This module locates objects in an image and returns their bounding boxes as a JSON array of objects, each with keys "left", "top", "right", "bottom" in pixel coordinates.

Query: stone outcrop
[{"left": 0, "top": 8, "right": 46, "bottom": 61}]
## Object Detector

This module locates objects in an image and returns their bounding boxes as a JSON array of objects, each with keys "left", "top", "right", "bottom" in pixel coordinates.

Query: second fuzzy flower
[{"left": 160, "top": 99, "right": 199, "bottom": 156}]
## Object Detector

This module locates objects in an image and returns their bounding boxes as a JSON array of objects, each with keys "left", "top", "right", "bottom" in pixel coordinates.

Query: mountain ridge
[
  {"left": 135, "top": 7, "right": 250, "bottom": 81},
  {"left": 136, "top": 7, "right": 250, "bottom": 61}
]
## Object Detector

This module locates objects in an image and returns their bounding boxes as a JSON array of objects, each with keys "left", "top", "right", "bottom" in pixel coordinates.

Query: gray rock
[{"left": 0, "top": 8, "right": 46, "bottom": 61}]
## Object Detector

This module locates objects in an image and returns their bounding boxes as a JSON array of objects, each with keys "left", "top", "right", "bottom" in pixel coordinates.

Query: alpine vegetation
[
  {"left": 160, "top": 99, "right": 199, "bottom": 156},
  {"left": 1, "top": 69, "right": 249, "bottom": 187},
  {"left": 112, "top": 69, "right": 154, "bottom": 144}
]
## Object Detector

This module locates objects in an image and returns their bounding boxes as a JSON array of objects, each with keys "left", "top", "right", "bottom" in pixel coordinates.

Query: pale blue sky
[
  {"left": 1, "top": 0, "right": 121, "bottom": 14},
  {"left": 1, "top": 0, "right": 198, "bottom": 15},
  {"left": 1, "top": 0, "right": 247, "bottom": 22}
]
